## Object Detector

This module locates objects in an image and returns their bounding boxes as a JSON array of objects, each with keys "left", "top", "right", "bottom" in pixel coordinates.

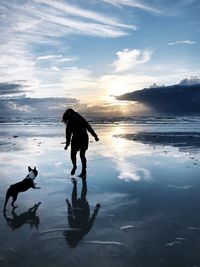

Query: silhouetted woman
[{"left": 62, "top": 108, "right": 99, "bottom": 177}]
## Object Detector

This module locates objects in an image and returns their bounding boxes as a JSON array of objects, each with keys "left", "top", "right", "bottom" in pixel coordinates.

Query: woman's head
[{"left": 62, "top": 108, "right": 75, "bottom": 123}]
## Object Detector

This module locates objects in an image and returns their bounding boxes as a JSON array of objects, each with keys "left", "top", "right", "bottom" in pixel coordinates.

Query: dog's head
[{"left": 27, "top": 166, "right": 38, "bottom": 180}]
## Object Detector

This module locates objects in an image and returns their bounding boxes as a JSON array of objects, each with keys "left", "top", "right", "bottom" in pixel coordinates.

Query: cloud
[
  {"left": 168, "top": 40, "right": 196, "bottom": 45},
  {"left": 100, "top": 0, "right": 162, "bottom": 13},
  {"left": 100, "top": 72, "right": 157, "bottom": 98},
  {"left": 60, "top": 67, "right": 98, "bottom": 99},
  {"left": 35, "top": 0, "right": 136, "bottom": 30},
  {"left": 0, "top": 82, "right": 27, "bottom": 96},
  {"left": 36, "top": 55, "right": 62, "bottom": 61},
  {"left": 0, "top": 0, "right": 198, "bottom": 114},
  {"left": 0, "top": 40, "right": 37, "bottom": 84},
  {"left": 117, "top": 78, "right": 200, "bottom": 115},
  {"left": 0, "top": 94, "right": 141, "bottom": 118},
  {"left": 0, "top": 96, "right": 79, "bottom": 117},
  {"left": 179, "top": 76, "right": 200, "bottom": 85},
  {"left": 113, "top": 48, "right": 153, "bottom": 72},
  {"left": 2, "top": 0, "right": 135, "bottom": 39},
  {"left": 28, "top": 8, "right": 131, "bottom": 38},
  {"left": 0, "top": 0, "right": 136, "bottom": 99}
]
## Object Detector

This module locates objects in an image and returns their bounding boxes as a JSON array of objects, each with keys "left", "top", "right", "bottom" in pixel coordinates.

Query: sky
[{"left": 0, "top": 0, "right": 200, "bottom": 117}]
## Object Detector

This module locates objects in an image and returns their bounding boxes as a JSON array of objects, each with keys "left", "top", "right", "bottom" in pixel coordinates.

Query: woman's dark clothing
[{"left": 65, "top": 114, "right": 97, "bottom": 151}]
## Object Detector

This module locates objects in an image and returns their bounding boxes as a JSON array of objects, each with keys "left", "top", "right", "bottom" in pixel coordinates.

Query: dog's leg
[
  {"left": 29, "top": 202, "right": 41, "bottom": 213},
  {"left": 11, "top": 193, "right": 18, "bottom": 209},
  {"left": 3, "top": 189, "right": 11, "bottom": 211},
  {"left": 3, "top": 211, "right": 12, "bottom": 223},
  {"left": 34, "top": 202, "right": 41, "bottom": 211}
]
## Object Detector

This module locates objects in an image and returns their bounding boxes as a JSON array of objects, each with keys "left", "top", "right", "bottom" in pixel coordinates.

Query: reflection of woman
[
  {"left": 65, "top": 178, "right": 100, "bottom": 247},
  {"left": 62, "top": 108, "right": 99, "bottom": 177}
]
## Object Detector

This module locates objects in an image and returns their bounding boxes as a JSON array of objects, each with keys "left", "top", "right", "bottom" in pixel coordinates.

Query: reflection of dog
[
  {"left": 3, "top": 166, "right": 40, "bottom": 211},
  {"left": 3, "top": 202, "right": 41, "bottom": 230}
]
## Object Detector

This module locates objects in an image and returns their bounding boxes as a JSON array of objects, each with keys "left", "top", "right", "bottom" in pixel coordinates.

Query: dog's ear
[
  {"left": 34, "top": 167, "right": 36, "bottom": 170},
  {"left": 28, "top": 166, "right": 32, "bottom": 172}
]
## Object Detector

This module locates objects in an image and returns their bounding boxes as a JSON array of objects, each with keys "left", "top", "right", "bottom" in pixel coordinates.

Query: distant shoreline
[{"left": 1, "top": 115, "right": 200, "bottom": 125}]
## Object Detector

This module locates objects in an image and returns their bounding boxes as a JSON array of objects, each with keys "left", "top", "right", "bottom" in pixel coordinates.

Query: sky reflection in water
[{"left": 0, "top": 122, "right": 200, "bottom": 267}]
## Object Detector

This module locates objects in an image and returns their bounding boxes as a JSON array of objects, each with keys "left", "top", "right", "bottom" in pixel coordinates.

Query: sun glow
[{"left": 109, "top": 80, "right": 130, "bottom": 96}]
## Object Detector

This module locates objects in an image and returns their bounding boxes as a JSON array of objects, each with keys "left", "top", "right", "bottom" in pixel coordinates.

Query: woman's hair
[{"left": 62, "top": 108, "right": 75, "bottom": 123}]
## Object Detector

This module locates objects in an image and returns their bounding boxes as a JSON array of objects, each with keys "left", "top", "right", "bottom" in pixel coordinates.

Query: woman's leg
[
  {"left": 70, "top": 149, "right": 77, "bottom": 175},
  {"left": 79, "top": 149, "right": 87, "bottom": 177},
  {"left": 81, "top": 177, "right": 87, "bottom": 201}
]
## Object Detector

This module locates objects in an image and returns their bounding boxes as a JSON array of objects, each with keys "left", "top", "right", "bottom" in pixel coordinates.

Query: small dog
[{"left": 3, "top": 166, "right": 40, "bottom": 211}]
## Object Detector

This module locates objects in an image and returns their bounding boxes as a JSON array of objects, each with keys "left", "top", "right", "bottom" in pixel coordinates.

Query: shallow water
[{"left": 0, "top": 119, "right": 200, "bottom": 267}]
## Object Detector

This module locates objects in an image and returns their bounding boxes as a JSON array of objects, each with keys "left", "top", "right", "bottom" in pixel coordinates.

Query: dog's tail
[{"left": 3, "top": 187, "right": 11, "bottom": 210}]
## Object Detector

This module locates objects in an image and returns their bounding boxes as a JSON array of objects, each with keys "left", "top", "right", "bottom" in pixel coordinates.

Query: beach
[{"left": 0, "top": 116, "right": 200, "bottom": 267}]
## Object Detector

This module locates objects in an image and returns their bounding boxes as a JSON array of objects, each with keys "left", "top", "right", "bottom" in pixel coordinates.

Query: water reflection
[
  {"left": 116, "top": 132, "right": 200, "bottom": 151},
  {"left": 3, "top": 202, "right": 41, "bottom": 231},
  {"left": 101, "top": 125, "right": 152, "bottom": 182},
  {"left": 118, "top": 160, "right": 151, "bottom": 181},
  {"left": 64, "top": 178, "right": 100, "bottom": 247}
]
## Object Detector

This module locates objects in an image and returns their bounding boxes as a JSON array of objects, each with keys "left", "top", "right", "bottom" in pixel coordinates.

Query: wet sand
[{"left": 0, "top": 121, "right": 200, "bottom": 267}]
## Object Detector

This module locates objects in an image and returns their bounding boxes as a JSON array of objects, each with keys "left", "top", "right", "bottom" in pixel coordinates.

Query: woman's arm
[
  {"left": 85, "top": 120, "right": 99, "bottom": 141},
  {"left": 65, "top": 123, "right": 72, "bottom": 149}
]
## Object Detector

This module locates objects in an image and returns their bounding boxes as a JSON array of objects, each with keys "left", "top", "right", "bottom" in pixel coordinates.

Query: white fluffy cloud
[
  {"left": 113, "top": 48, "right": 153, "bottom": 72},
  {"left": 179, "top": 76, "right": 200, "bottom": 85}
]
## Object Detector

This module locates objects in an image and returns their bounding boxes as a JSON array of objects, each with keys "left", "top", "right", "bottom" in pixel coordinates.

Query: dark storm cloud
[
  {"left": 0, "top": 82, "right": 27, "bottom": 96},
  {"left": 117, "top": 83, "right": 200, "bottom": 115}
]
